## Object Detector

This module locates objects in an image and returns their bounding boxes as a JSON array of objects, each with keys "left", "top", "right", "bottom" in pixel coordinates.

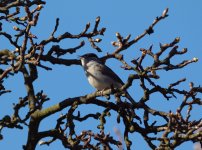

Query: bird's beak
[{"left": 78, "top": 55, "right": 82, "bottom": 59}]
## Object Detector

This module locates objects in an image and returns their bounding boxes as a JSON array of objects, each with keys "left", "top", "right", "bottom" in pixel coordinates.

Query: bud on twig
[
  {"left": 189, "top": 82, "right": 194, "bottom": 89},
  {"left": 116, "top": 32, "right": 121, "bottom": 39},
  {"left": 13, "top": 26, "right": 19, "bottom": 31},
  {"left": 15, "top": 48, "right": 19, "bottom": 52},
  {"left": 38, "top": 140, "right": 45, "bottom": 145},
  {"left": 162, "top": 8, "right": 169, "bottom": 17},
  {"left": 182, "top": 48, "right": 187, "bottom": 53},
  {"left": 100, "top": 27, "right": 106, "bottom": 35},
  {"left": 111, "top": 41, "right": 119, "bottom": 47},
  {"left": 140, "top": 48, "right": 147, "bottom": 56},
  {"left": 94, "top": 38, "right": 102, "bottom": 43},
  {"left": 193, "top": 57, "right": 198, "bottom": 62},
  {"left": 86, "top": 22, "right": 90, "bottom": 29},
  {"left": 175, "top": 37, "right": 180, "bottom": 43},
  {"left": 125, "top": 34, "right": 131, "bottom": 41},
  {"left": 36, "top": 5, "right": 43, "bottom": 11},
  {"left": 96, "top": 16, "right": 100, "bottom": 23}
]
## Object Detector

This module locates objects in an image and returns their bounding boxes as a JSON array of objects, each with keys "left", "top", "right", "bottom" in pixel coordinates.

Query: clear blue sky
[{"left": 0, "top": 1, "right": 202, "bottom": 150}]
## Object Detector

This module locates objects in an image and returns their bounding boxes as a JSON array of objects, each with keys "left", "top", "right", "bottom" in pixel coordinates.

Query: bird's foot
[
  {"left": 97, "top": 89, "right": 110, "bottom": 100},
  {"left": 97, "top": 89, "right": 105, "bottom": 96}
]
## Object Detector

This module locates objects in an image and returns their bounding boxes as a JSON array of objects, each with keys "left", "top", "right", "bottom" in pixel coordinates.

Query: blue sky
[{"left": 0, "top": 1, "right": 202, "bottom": 150}]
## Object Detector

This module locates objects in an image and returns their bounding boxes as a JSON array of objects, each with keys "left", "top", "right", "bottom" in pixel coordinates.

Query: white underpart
[{"left": 81, "top": 58, "right": 122, "bottom": 91}]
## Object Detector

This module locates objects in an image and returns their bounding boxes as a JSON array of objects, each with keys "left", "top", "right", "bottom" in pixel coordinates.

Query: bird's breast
[{"left": 85, "top": 63, "right": 121, "bottom": 91}]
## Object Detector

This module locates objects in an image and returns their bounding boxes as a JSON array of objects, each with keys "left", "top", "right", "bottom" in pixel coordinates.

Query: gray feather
[{"left": 97, "top": 63, "right": 124, "bottom": 86}]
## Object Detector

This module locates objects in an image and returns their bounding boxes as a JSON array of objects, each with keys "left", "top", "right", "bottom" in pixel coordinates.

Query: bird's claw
[
  {"left": 97, "top": 89, "right": 110, "bottom": 100},
  {"left": 97, "top": 89, "right": 105, "bottom": 96}
]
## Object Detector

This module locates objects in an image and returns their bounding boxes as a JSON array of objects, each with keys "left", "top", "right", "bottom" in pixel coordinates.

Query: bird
[{"left": 79, "top": 53, "right": 136, "bottom": 105}]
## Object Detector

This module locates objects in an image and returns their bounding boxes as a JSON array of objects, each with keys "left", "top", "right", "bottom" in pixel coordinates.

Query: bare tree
[{"left": 0, "top": 1, "right": 202, "bottom": 150}]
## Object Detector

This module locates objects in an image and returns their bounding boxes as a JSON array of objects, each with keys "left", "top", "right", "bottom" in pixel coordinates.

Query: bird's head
[{"left": 79, "top": 53, "right": 99, "bottom": 66}]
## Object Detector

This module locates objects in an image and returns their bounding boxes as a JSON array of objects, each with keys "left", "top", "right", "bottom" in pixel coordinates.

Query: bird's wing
[
  {"left": 97, "top": 63, "right": 137, "bottom": 105},
  {"left": 97, "top": 63, "right": 124, "bottom": 85}
]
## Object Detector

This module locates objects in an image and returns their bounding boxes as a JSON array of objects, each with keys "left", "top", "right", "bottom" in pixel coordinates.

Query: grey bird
[{"left": 80, "top": 53, "right": 136, "bottom": 105}]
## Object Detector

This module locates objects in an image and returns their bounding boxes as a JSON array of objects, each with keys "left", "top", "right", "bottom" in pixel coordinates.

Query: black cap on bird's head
[
  {"left": 80, "top": 53, "right": 98, "bottom": 59},
  {"left": 80, "top": 53, "right": 101, "bottom": 66}
]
